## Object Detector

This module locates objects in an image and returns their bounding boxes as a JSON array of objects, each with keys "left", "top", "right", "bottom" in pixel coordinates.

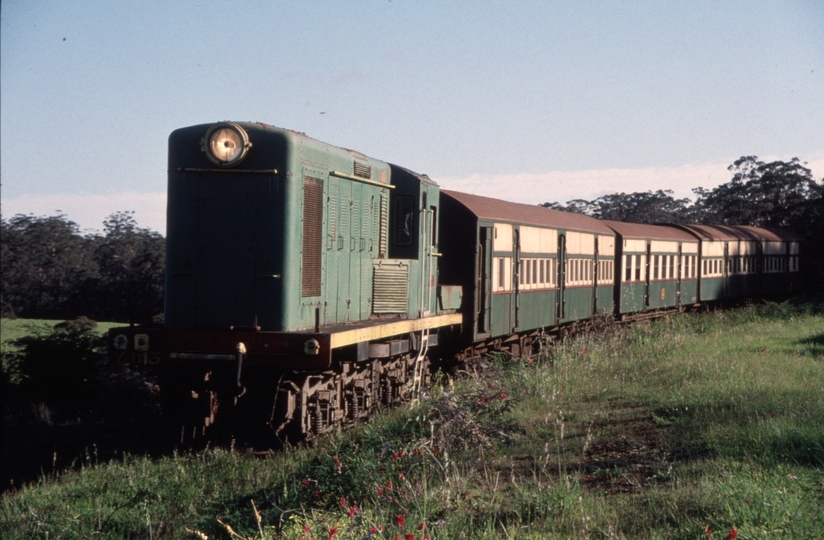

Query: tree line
[
  {"left": 542, "top": 156, "right": 824, "bottom": 287},
  {"left": 1, "top": 211, "right": 165, "bottom": 323}
]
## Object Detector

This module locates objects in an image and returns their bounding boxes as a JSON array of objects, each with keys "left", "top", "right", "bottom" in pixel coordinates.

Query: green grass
[
  {"left": 1, "top": 318, "right": 125, "bottom": 352},
  {"left": 1, "top": 303, "right": 822, "bottom": 539}
]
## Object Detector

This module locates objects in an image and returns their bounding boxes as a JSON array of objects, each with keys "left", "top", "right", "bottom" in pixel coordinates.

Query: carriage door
[
  {"left": 676, "top": 244, "right": 683, "bottom": 306},
  {"left": 644, "top": 242, "right": 651, "bottom": 309},
  {"left": 592, "top": 237, "right": 599, "bottom": 315},
  {"left": 723, "top": 242, "right": 729, "bottom": 298},
  {"left": 557, "top": 234, "right": 566, "bottom": 321},
  {"left": 477, "top": 227, "right": 492, "bottom": 336},
  {"left": 512, "top": 228, "right": 521, "bottom": 331}
]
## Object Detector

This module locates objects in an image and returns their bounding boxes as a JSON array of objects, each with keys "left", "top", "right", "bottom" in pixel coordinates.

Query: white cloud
[{"left": 1, "top": 192, "right": 167, "bottom": 235}]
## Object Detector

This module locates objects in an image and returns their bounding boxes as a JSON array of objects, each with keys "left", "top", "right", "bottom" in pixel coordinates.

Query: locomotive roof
[
  {"left": 441, "top": 190, "right": 614, "bottom": 235},
  {"left": 675, "top": 224, "right": 802, "bottom": 242},
  {"left": 601, "top": 221, "right": 698, "bottom": 242}
]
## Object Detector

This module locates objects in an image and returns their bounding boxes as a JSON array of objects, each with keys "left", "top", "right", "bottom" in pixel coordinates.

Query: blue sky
[{"left": 2, "top": 1, "right": 823, "bottom": 234}]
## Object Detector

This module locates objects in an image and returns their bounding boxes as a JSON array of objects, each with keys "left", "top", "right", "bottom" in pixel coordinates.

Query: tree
[
  {"left": 693, "top": 156, "right": 824, "bottom": 229},
  {"left": 0, "top": 215, "right": 97, "bottom": 318},
  {"left": 542, "top": 190, "right": 693, "bottom": 224},
  {"left": 85, "top": 211, "right": 165, "bottom": 323}
]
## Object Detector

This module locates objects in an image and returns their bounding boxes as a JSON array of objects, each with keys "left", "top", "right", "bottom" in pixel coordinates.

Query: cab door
[{"left": 511, "top": 228, "right": 521, "bottom": 332}]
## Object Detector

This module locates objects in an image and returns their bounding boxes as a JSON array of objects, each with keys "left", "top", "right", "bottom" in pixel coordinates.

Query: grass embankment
[
  {"left": 2, "top": 304, "right": 822, "bottom": 539},
  {"left": 1, "top": 318, "right": 124, "bottom": 352}
]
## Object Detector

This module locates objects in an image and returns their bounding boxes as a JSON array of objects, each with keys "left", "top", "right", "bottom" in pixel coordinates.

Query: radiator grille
[
  {"left": 302, "top": 177, "right": 323, "bottom": 297},
  {"left": 373, "top": 264, "right": 408, "bottom": 313}
]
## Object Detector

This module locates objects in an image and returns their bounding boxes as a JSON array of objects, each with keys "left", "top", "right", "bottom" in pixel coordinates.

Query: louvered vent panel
[
  {"left": 379, "top": 192, "right": 388, "bottom": 257},
  {"left": 352, "top": 199, "right": 359, "bottom": 236},
  {"left": 340, "top": 197, "right": 348, "bottom": 247},
  {"left": 328, "top": 193, "right": 337, "bottom": 249},
  {"left": 373, "top": 264, "right": 409, "bottom": 313},
  {"left": 302, "top": 177, "right": 324, "bottom": 297},
  {"left": 354, "top": 162, "right": 371, "bottom": 179}
]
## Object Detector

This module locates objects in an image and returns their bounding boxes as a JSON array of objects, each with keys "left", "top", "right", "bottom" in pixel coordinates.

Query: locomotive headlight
[{"left": 202, "top": 122, "right": 252, "bottom": 167}]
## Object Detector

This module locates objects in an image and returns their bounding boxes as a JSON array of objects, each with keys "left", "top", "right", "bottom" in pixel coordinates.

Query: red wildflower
[
  {"left": 583, "top": 348, "right": 589, "bottom": 354},
  {"left": 433, "top": 448, "right": 440, "bottom": 456},
  {"left": 394, "top": 536, "right": 401, "bottom": 540},
  {"left": 745, "top": 498, "right": 750, "bottom": 504},
  {"left": 377, "top": 487, "right": 383, "bottom": 496},
  {"left": 314, "top": 488, "right": 321, "bottom": 499},
  {"left": 348, "top": 505, "right": 358, "bottom": 517},
  {"left": 386, "top": 481, "right": 393, "bottom": 492},
  {"left": 369, "top": 527, "right": 378, "bottom": 534},
  {"left": 333, "top": 455, "right": 340, "bottom": 464},
  {"left": 418, "top": 522, "right": 426, "bottom": 530},
  {"left": 398, "top": 469, "right": 405, "bottom": 480},
  {"left": 329, "top": 525, "right": 339, "bottom": 539},
  {"left": 424, "top": 536, "right": 430, "bottom": 540},
  {"left": 304, "top": 524, "right": 311, "bottom": 533},
  {"left": 760, "top": 348, "right": 766, "bottom": 353},
  {"left": 339, "top": 497, "right": 347, "bottom": 509},
  {"left": 405, "top": 534, "right": 415, "bottom": 540},
  {"left": 499, "top": 391, "right": 507, "bottom": 401},
  {"left": 394, "top": 514, "right": 406, "bottom": 529},
  {"left": 301, "top": 479, "right": 310, "bottom": 487},
  {"left": 727, "top": 528, "right": 738, "bottom": 539}
]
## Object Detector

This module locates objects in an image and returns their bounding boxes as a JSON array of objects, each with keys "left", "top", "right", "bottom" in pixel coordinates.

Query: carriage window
[{"left": 498, "top": 258, "right": 505, "bottom": 288}]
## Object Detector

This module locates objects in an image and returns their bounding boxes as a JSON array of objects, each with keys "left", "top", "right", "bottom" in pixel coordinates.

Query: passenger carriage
[
  {"left": 603, "top": 221, "right": 700, "bottom": 315},
  {"left": 674, "top": 224, "right": 802, "bottom": 301},
  {"left": 438, "top": 190, "right": 616, "bottom": 356}
]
